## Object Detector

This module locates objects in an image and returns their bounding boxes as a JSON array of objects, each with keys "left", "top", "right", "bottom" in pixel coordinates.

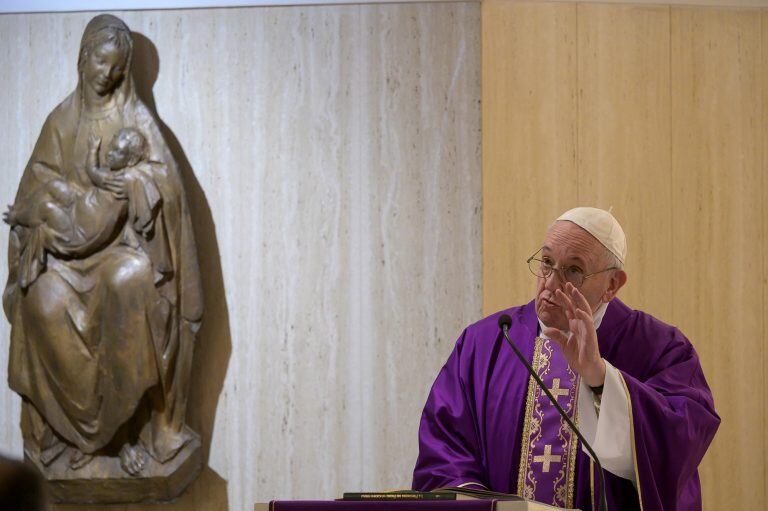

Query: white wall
[
  {"left": 0, "top": 4, "right": 481, "bottom": 510},
  {"left": 0, "top": 0, "right": 465, "bottom": 12}
]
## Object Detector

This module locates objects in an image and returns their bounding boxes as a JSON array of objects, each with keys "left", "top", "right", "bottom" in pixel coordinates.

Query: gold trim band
[
  {"left": 617, "top": 371, "right": 644, "bottom": 511},
  {"left": 516, "top": 336, "right": 544, "bottom": 496}
]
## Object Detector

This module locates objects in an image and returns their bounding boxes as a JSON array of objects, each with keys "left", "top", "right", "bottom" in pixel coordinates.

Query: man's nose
[{"left": 543, "top": 269, "right": 563, "bottom": 290}]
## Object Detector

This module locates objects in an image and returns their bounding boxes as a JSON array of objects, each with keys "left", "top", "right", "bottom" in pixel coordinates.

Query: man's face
[{"left": 534, "top": 220, "right": 613, "bottom": 330}]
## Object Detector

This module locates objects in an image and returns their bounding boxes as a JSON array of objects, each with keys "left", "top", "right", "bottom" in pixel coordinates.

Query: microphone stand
[{"left": 499, "top": 318, "right": 608, "bottom": 511}]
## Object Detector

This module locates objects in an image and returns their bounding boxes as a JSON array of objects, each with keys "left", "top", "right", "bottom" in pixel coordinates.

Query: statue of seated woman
[{"left": 3, "top": 14, "right": 203, "bottom": 502}]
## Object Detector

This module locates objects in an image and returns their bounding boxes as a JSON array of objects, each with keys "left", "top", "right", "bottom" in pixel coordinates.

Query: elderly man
[{"left": 412, "top": 207, "right": 719, "bottom": 511}]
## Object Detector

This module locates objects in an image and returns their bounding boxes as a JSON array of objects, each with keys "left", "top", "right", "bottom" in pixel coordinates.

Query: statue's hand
[
  {"left": 45, "top": 229, "right": 78, "bottom": 258},
  {"left": 88, "top": 166, "right": 110, "bottom": 188},
  {"left": 86, "top": 135, "right": 102, "bottom": 169},
  {"left": 87, "top": 134, "right": 102, "bottom": 154},
  {"left": 90, "top": 168, "right": 127, "bottom": 200},
  {"left": 102, "top": 170, "right": 128, "bottom": 200},
  {"left": 3, "top": 204, "right": 18, "bottom": 226}
]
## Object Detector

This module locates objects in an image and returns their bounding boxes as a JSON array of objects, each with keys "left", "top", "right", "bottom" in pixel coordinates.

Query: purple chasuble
[{"left": 412, "top": 299, "right": 720, "bottom": 511}]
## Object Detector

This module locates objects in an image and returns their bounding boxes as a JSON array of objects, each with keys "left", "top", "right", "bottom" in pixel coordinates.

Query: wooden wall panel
[
  {"left": 670, "top": 6, "right": 763, "bottom": 509},
  {"left": 483, "top": 2, "right": 767, "bottom": 510},
  {"left": 482, "top": 0, "right": 578, "bottom": 314},
  {"left": 763, "top": 10, "right": 768, "bottom": 507},
  {"left": 577, "top": 4, "right": 672, "bottom": 320}
]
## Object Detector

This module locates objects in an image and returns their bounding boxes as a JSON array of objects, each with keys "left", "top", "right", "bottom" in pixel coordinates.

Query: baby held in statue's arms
[{"left": 3, "top": 127, "right": 161, "bottom": 257}]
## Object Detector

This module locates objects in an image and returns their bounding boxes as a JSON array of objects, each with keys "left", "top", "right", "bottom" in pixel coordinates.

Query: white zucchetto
[{"left": 557, "top": 207, "right": 627, "bottom": 264}]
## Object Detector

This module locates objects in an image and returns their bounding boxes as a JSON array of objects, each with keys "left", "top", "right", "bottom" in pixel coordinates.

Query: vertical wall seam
[
  {"left": 669, "top": 3, "right": 674, "bottom": 322},
  {"left": 357, "top": 4, "right": 364, "bottom": 488},
  {"left": 575, "top": 2, "right": 580, "bottom": 204},
  {"left": 479, "top": 0, "right": 484, "bottom": 317},
  {"left": 758, "top": 9, "right": 768, "bottom": 506}
]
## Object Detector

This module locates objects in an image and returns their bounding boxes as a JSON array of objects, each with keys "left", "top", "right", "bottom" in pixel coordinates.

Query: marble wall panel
[
  {"left": 360, "top": 4, "right": 481, "bottom": 486},
  {"left": 0, "top": 4, "right": 481, "bottom": 510}
]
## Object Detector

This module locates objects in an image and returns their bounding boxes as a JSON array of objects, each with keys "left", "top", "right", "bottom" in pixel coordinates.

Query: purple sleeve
[
  {"left": 618, "top": 329, "right": 720, "bottom": 511},
  {"left": 412, "top": 329, "right": 486, "bottom": 491}
]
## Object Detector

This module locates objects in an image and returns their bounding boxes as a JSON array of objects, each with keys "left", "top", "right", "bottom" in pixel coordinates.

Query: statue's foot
[
  {"left": 39, "top": 441, "right": 67, "bottom": 466},
  {"left": 68, "top": 449, "right": 94, "bottom": 470},
  {"left": 140, "top": 424, "right": 194, "bottom": 464},
  {"left": 119, "top": 443, "right": 148, "bottom": 476}
]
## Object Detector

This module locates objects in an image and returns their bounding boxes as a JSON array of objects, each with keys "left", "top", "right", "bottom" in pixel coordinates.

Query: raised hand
[
  {"left": 542, "top": 282, "right": 606, "bottom": 387},
  {"left": 87, "top": 134, "right": 102, "bottom": 170},
  {"left": 88, "top": 133, "right": 102, "bottom": 152}
]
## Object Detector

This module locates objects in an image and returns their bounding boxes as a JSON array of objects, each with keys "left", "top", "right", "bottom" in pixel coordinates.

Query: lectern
[{"left": 255, "top": 501, "right": 578, "bottom": 510}]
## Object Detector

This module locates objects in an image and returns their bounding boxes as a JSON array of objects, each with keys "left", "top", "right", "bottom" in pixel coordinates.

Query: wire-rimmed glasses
[{"left": 526, "top": 248, "right": 618, "bottom": 288}]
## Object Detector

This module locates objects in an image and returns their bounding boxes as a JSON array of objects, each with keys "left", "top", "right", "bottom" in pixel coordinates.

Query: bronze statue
[{"left": 3, "top": 14, "right": 204, "bottom": 503}]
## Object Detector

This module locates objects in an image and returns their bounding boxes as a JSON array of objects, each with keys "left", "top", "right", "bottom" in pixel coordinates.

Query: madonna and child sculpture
[{"left": 3, "top": 14, "right": 204, "bottom": 503}]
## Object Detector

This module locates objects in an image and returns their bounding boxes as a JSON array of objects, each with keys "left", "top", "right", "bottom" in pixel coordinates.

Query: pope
[{"left": 412, "top": 207, "right": 720, "bottom": 511}]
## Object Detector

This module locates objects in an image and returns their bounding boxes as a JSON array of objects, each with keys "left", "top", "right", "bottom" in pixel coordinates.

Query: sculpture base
[{"left": 26, "top": 427, "right": 203, "bottom": 504}]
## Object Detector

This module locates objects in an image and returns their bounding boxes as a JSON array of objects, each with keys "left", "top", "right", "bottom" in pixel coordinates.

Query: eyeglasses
[{"left": 526, "top": 248, "right": 618, "bottom": 288}]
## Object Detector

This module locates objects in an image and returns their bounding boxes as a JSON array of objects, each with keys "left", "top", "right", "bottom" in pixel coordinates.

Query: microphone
[{"left": 497, "top": 314, "right": 608, "bottom": 511}]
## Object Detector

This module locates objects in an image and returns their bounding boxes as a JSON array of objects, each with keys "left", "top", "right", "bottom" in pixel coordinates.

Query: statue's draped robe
[
  {"left": 413, "top": 299, "right": 720, "bottom": 511},
  {"left": 4, "top": 82, "right": 202, "bottom": 461}
]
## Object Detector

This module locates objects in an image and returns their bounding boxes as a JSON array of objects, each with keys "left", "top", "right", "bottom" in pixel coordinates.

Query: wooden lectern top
[{"left": 256, "top": 501, "right": 579, "bottom": 511}]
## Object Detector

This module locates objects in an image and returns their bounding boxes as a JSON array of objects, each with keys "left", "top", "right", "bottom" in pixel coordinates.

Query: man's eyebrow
[
  {"left": 541, "top": 247, "right": 588, "bottom": 267},
  {"left": 568, "top": 256, "right": 587, "bottom": 267},
  {"left": 558, "top": 254, "right": 588, "bottom": 268}
]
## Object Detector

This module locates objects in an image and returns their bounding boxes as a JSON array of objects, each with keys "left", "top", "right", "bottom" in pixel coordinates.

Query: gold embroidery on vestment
[
  {"left": 552, "top": 361, "right": 579, "bottom": 509},
  {"left": 516, "top": 336, "right": 544, "bottom": 497},
  {"left": 589, "top": 458, "right": 596, "bottom": 511},
  {"left": 618, "top": 371, "right": 644, "bottom": 511},
  {"left": 532, "top": 444, "right": 561, "bottom": 472},
  {"left": 549, "top": 378, "right": 570, "bottom": 400},
  {"left": 565, "top": 377, "right": 581, "bottom": 508},
  {"left": 517, "top": 336, "right": 580, "bottom": 508}
]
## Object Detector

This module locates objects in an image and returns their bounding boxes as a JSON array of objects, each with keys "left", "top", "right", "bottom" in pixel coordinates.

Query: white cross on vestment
[
  {"left": 548, "top": 377, "right": 569, "bottom": 401},
  {"left": 533, "top": 444, "right": 562, "bottom": 473}
]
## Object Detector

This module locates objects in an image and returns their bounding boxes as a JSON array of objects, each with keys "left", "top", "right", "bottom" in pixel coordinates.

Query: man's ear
[{"left": 602, "top": 269, "right": 627, "bottom": 302}]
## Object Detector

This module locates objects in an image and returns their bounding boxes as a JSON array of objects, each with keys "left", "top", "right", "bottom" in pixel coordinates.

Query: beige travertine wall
[
  {"left": 483, "top": 1, "right": 767, "bottom": 510},
  {"left": 0, "top": 4, "right": 481, "bottom": 510}
]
